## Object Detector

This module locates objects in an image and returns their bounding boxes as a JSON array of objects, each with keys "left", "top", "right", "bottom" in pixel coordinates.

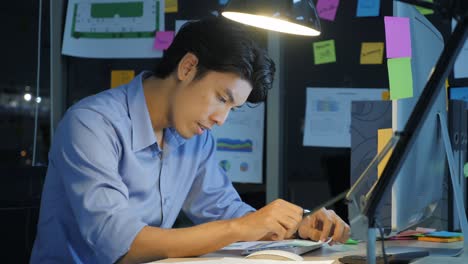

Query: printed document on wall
[
  {"left": 211, "top": 104, "right": 264, "bottom": 183},
  {"left": 62, "top": 0, "right": 165, "bottom": 58},
  {"left": 303, "top": 88, "right": 386, "bottom": 147}
]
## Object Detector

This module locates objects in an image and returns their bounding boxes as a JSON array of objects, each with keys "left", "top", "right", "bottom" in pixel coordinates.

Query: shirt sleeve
[
  {"left": 182, "top": 132, "right": 256, "bottom": 224},
  {"left": 52, "top": 109, "right": 146, "bottom": 263}
]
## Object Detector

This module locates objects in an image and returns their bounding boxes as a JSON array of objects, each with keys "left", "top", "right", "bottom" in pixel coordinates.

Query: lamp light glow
[
  {"left": 222, "top": 0, "right": 321, "bottom": 36},
  {"left": 222, "top": 12, "right": 320, "bottom": 36}
]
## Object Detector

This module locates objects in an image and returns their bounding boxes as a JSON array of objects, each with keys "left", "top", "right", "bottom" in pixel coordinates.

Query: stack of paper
[{"left": 418, "top": 231, "right": 464, "bottom": 243}]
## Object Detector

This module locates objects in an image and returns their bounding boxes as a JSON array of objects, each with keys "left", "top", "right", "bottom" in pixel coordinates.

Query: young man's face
[{"left": 170, "top": 70, "right": 252, "bottom": 139}]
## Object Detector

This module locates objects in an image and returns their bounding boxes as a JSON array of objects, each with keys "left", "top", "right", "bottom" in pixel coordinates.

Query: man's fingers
[
  {"left": 271, "top": 222, "right": 287, "bottom": 241},
  {"left": 319, "top": 214, "right": 334, "bottom": 242},
  {"left": 278, "top": 214, "right": 301, "bottom": 238}
]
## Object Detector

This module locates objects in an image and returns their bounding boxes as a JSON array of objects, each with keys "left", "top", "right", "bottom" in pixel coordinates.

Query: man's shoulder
[{"left": 67, "top": 87, "right": 129, "bottom": 124}]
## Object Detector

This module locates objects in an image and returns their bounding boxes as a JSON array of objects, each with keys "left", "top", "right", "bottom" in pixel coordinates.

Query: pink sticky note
[
  {"left": 384, "top": 16, "right": 412, "bottom": 58},
  {"left": 153, "top": 31, "right": 175, "bottom": 50},
  {"left": 316, "top": 0, "right": 340, "bottom": 21}
]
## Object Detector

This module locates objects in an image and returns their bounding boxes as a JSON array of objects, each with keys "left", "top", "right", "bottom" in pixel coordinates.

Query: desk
[{"left": 154, "top": 240, "right": 467, "bottom": 263}]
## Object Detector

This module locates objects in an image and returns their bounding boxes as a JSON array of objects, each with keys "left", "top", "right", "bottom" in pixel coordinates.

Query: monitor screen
[{"left": 390, "top": 2, "right": 446, "bottom": 233}]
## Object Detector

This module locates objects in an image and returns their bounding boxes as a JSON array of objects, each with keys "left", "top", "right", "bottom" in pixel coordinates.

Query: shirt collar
[
  {"left": 127, "top": 71, "right": 157, "bottom": 152},
  {"left": 127, "top": 71, "right": 187, "bottom": 152}
]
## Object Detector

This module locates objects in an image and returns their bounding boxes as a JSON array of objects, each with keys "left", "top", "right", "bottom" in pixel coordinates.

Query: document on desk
[
  {"left": 155, "top": 258, "right": 334, "bottom": 263},
  {"left": 221, "top": 239, "right": 324, "bottom": 254}
]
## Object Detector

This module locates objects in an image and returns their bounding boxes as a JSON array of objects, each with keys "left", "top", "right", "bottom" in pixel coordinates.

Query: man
[{"left": 31, "top": 17, "right": 350, "bottom": 263}]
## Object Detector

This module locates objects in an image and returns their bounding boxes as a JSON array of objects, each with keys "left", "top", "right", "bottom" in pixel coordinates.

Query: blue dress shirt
[{"left": 30, "top": 72, "right": 255, "bottom": 263}]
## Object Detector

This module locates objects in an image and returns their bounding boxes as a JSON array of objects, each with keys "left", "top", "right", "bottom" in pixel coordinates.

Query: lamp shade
[{"left": 222, "top": 0, "right": 321, "bottom": 36}]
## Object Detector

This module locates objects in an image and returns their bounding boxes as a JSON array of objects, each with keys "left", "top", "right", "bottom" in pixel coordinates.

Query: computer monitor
[
  {"left": 344, "top": 1, "right": 468, "bottom": 262},
  {"left": 390, "top": 1, "right": 447, "bottom": 233}
]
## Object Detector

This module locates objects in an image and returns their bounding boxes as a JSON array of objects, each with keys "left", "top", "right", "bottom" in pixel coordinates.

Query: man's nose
[{"left": 211, "top": 108, "right": 230, "bottom": 126}]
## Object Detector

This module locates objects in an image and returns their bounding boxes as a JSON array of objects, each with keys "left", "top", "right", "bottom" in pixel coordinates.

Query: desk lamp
[{"left": 221, "top": 0, "right": 321, "bottom": 36}]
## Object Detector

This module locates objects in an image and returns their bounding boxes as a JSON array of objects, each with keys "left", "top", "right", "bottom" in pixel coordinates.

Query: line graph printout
[
  {"left": 211, "top": 104, "right": 265, "bottom": 183},
  {"left": 62, "top": 0, "right": 165, "bottom": 58},
  {"left": 303, "top": 87, "right": 387, "bottom": 148}
]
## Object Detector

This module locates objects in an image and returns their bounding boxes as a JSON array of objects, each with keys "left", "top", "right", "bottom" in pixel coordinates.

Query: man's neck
[{"left": 143, "top": 75, "right": 177, "bottom": 137}]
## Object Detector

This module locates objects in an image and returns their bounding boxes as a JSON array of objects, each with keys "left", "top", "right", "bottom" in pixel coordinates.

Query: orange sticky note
[
  {"left": 378, "top": 128, "right": 393, "bottom": 178},
  {"left": 111, "top": 70, "right": 135, "bottom": 89}
]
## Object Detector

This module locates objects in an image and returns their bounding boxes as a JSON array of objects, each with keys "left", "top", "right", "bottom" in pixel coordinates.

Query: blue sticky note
[
  {"left": 219, "top": 0, "right": 229, "bottom": 5},
  {"left": 426, "top": 231, "right": 463, "bottom": 238},
  {"left": 357, "top": 0, "right": 381, "bottom": 17}
]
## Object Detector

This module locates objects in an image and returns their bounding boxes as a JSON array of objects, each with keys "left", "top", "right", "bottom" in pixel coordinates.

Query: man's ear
[{"left": 177, "top": 53, "right": 199, "bottom": 81}]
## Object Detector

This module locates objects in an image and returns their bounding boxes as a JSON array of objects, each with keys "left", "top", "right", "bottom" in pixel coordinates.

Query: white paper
[
  {"left": 147, "top": 258, "right": 334, "bottom": 264},
  {"left": 211, "top": 104, "right": 264, "bottom": 183},
  {"left": 452, "top": 19, "right": 468, "bottom": 79},
  {"left": 62, "top": 0, "right": 165, "bottom": 58},
  {"left": 303, "top": 87, "right": 386, "bottom": 147}
]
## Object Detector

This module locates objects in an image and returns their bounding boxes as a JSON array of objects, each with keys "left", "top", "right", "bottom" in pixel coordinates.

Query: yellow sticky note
[
  {"left": 111, "top": 70, "right": 135, "bottom": 89},
  {"left": 313, "top": 40, "right": 336, "bottom": 65},
  {"left": 165, "top": 0, "right": 178, "bottom": 13},
  {"left": 378, "top": 128, "right": 393, "bottom": 178},
  {"left": 360, "top": 42, "right": 384, "bottom": 64}
]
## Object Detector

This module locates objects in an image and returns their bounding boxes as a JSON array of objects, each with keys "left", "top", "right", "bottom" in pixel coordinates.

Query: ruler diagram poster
[{"left": 62, "top": 0, "right": 165, "bottom": 58}]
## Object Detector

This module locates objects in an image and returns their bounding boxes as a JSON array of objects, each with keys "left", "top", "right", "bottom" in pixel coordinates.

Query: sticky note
[
  {"left": 360, "top": 42, "right": 384, "bottom": 64},
  {"left": 382, "top": 90, "right": 390, "bottom": 100},
  {"left": 356, "top": 0, "right": 381, "bottom": 17},
  {"left": 111, "top": 70, "right": 135, "bottom": 89},
  {"left": 313, "top": 40, "right": 336, "bottom": 65},
  {"left": 345, "top": 238, "right": 360, "bottom": 245},
  {"left": 426, "top": 231, "right": 463, "bottom": 238},
  {"left": 415, "top": 0, "right": 434, "bottom": 15},
  {"left": 218, "top": 0, "right": 229, "bottom": 5},
  {"left": 165, "top": 0, "right": 178, "bottom": 13},
  {"left": 387, "top": 58, "right": 413, "bottom": 100},
  {"left": 316, "top": 0, "right": 340, "bottom": 21},
  {"left": 153, "top": 31, "right": 175, "bottom": 50},
  {"left": 378, "top": 128, "right": 393, "bottom": 177},
  {"left": 384, "top": 16, "right": 412, "bottom": 58}
]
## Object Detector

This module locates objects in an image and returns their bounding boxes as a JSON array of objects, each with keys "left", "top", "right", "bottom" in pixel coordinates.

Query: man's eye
[{"left": 218, "top": 96, "right": 227, "bottom": 103}]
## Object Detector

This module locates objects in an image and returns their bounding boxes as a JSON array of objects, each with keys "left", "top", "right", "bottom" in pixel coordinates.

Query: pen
[{"left": 302, "top": 189, "right": 349, "bottom": 218}]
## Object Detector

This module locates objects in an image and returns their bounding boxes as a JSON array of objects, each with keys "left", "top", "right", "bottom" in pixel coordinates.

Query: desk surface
[{"left": 154, "top": 240, "right": 467, "bottom": 263}]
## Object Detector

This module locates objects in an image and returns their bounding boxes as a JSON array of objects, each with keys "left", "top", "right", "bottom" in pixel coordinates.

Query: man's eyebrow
[{"left": 224, "top": 88, "right": 235, "bottom": 104}]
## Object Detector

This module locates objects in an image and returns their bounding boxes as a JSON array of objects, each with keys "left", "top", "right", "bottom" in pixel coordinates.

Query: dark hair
[{"left": 153, "top": 17, "right": 275, "bottom": 103}]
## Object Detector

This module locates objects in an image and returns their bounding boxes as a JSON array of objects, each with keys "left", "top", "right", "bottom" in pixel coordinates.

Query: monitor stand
[{"left": 408, "top": 113, "right": 468, "bottom": 263}]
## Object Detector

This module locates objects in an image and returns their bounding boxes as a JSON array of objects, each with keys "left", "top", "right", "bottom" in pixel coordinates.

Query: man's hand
[
  {"left": 297, "top": 207, "right": 350, "bottom": 244},
  {"left": 231, "top": 199, "right": 303, "bottom": 242}
]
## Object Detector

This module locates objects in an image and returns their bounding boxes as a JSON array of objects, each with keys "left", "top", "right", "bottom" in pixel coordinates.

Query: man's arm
[{"left": 117, "top": 199, "right": 304, "bottom": 264}]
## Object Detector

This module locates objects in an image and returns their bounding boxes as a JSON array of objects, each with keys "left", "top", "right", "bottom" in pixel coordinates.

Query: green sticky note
[
  {"left": 345, "top": 238, "right": 359, "bottom": 245},
  {"left": 388, "top": 57, "right": 413, "bottom": 100},
  {"left": 464, "top": 162, "right": 468, "bottom": 178},
  {"left": 313, "top": 40, "right": 336, "bottom": 64},
  {"left": 415, "top": 0, "right": 434, "bottom": 15}
]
